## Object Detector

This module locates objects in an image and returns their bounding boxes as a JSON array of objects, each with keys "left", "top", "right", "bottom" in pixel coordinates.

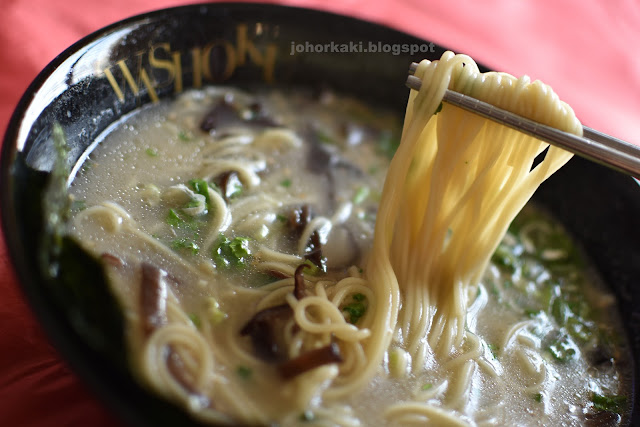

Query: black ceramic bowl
[{"left": 2, "top": 3, "right": 639, "bottom": 426}]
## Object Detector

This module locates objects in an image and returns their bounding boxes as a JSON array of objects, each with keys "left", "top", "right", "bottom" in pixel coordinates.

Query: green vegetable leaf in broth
[{"left": 212, "top": 235, "right": 252, "bottom": 268}]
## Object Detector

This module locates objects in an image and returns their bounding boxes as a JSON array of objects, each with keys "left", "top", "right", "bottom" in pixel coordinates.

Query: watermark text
[{"left": 290, "top": 41, "right": 435, "bottom": 56}]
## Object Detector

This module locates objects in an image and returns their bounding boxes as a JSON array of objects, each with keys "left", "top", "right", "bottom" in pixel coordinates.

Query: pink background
[{"left": 1, "top": 0, "right": 638, "bottom": 425}]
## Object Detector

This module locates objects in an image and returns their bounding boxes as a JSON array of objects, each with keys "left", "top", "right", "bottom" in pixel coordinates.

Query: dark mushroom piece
[
  {"left": 140, "top": 262, "right": 210, "bottom": 406},
  {"left": 200, "top": 93, "right": 239, "bottom": 133},
  {"left": 166, "top": 348, "right": 211, "bottom": 408},
  {"left": 288, "top": 204, "right": 313, "bottom": 236},
  {"left": 200, "top": 93, "right": 281, "bottom": 134},
  {"left": 293, "top": 264, "right": 307, "bottom": 300},
  {"left": 284, "top": 204, "right": 327, "bottom": 273},
  {"left": 303, "top": 230, "right": 326, "bottom": 273},
  {"left": 277, "top": 343, "right": 343, "bottom": 380},
  {"left": 240, "top": 304, "right": 294, "bottom": 363},
  {"left": 212, "top": 170, "right": 243, "bottom": 201},
  {"left": 140, "top": 262, "right": 168, "bottom": 336}
]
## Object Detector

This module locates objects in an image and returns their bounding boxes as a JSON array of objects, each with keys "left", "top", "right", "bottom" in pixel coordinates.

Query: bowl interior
[{"left": 2, "top": 3, "right": 639, "bottom": 425}]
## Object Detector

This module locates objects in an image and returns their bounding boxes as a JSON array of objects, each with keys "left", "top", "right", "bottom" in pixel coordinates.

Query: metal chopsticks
[{"left": 406, "top": 62, "right": 640, "bottom": 179}]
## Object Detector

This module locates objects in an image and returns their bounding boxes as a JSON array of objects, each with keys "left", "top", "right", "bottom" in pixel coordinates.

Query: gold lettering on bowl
[{"left": 100, "top": 23, "right": 278, "bottom": 103}]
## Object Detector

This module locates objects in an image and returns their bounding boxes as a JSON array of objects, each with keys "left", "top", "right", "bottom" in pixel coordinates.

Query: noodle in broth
[{"left": 67, "top": 52, "right": 631, "bottom": 426}]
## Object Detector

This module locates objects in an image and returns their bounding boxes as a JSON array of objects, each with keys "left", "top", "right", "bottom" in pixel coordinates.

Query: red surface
[{"left": 1, "top": 0, "right": 639, "bottom": 425}]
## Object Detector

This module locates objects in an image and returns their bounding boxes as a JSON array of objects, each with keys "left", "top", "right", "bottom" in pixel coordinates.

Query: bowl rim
[{"left": 2, "top": 2, "right": 638, "bottom": 426}]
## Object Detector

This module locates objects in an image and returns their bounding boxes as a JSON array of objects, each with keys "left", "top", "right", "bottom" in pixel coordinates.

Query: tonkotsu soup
[{"left": 67, "top": 86, "right": 632, "bottom": 426}]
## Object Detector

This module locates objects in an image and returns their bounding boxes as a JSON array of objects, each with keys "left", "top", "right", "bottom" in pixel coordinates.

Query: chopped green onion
[
  {"left": 178, "top": 130, "right": 192, "bottom": 141},
  {"left": 316, "top": 129, "right": 333, "bottom": 144},
  {"left": 591, "top": 392, "right": 626, "bottom": 413},
  {"left": 567, "top": 317, "right": 594, "bottom": 342},
  {"left": 492, "top": 243, "right": 519, "bottom": 273},
  {"left": 145, "top": 147, "right": 158, "bottom": 157},
  {"left": 184, "top": 198, "right": 202, "bottom": 209},
  {"left": 189, "top": 179, "right": 210, "bottom": 209},
  {"left": 171, "top": 238, "right": 200, "bottom": 255},
  {"left": 229, "top": 184, "right": 243, "bottom": 199},
  {"left": 212, "top": 235, "right": 252, "bottom": 268},
  {"left": 551, "top": 297, "right": 572, "bottom": 326},
  {"left": 280, "top": 178, "right": 292, "bottom": 188},
  {"left": 352, "top": 186, "right": 370, "bottom": 204},
  {"left": 167, "top": 209, "right": 183, "bottom": 228},
  {"left": 525, "top": 309, "right": 543, "bottom": 318},
  {"left": 547, "top": 334, "right": 578, "bottom": 363},
  {"left": 236, "top": 366, "right": 252, "bottom": 379},
  {"left": 206, "top": 297, "right": 227, "bottom": 324},
  {"left": 188, "top": 313, "right": 201, "bottom": 329},
  {"left": 487, "top": 343, "right": 499, "bottom": 359},
  {"left": 166, "top": 208, "right": 197, "bottom": 230},
  {"left": 343, "top": 294, "right": 367, "bottom": 324},
  {"left": 302, "top": 259, "right": 320, "bottom": 275},
  {"left": 421, "top": 383, "right": 433, "bottom": 391},
  {"left": 534, "top": 393, "right": 543, "bottom": 403}
]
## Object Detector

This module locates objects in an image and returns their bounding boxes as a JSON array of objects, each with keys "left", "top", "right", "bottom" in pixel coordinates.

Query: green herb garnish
[
  {"left": 316, "top": 129, "right": 334, "bottom": 144},
  {"left": 184, "top": 198, "right": 203, "bottom": 209},
  {"left": 178, "top": 130, "right": 192, "bottom": 142},
  {"left": 236, "top": 366, "right": 252, "bottom": 379},
  {"left": 206, "top": 297, "right": 227, "bottom": 324},
  {"left": 591, "top": 392, "right": 626, "bottom": 413},
  {"left": 352, "top": 186, "right": 370, "bottom": 204},
  {"left": 302, "top": 259, "right": 320, "bottom": 275},
  {"left": 353, "top": 293, "right": 366, "bottom": 302},
  {"left": 212, "top": 235, "right": 252, "bottom": 268},
  {"left": 551, "top": 297, "right": 572, "bottom": 326},
  {"left": 171, "top": 238, "right": 200, "bottom": 255},
  {"left": 487, "top": 343, "right": 499, "bottom": 359},
  {"left": 145, "top": 147, "right": 158, "bottom": 157},
  {"left": 421, "top": 383, "right": 433, "bottom": 391},
  {"left": 343, "top": 294, "right": 368, "bottom": 324},
  {"left": 167, "top": 209, "right": 184, "bottom": 228},
  {"left": 534, "top": 393, "right": 543, "bottom": 403},
  {"left": 188, "top": 313, "right": 201, "bottom": 329},
  {"left": 492, "top": 243, "right": 519, "bottom": 273},
  {"left": 189, "top": 179, "right": 210, "bottom": 209},
  {"left": 166, "top": 208, "right": 197, "bottom": 230},
  {"left": 280, "top": 178, "right": 292, "bottom": 188},
  {"left": 547, "top": 334, "right": 578, "bottom": 363}
]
